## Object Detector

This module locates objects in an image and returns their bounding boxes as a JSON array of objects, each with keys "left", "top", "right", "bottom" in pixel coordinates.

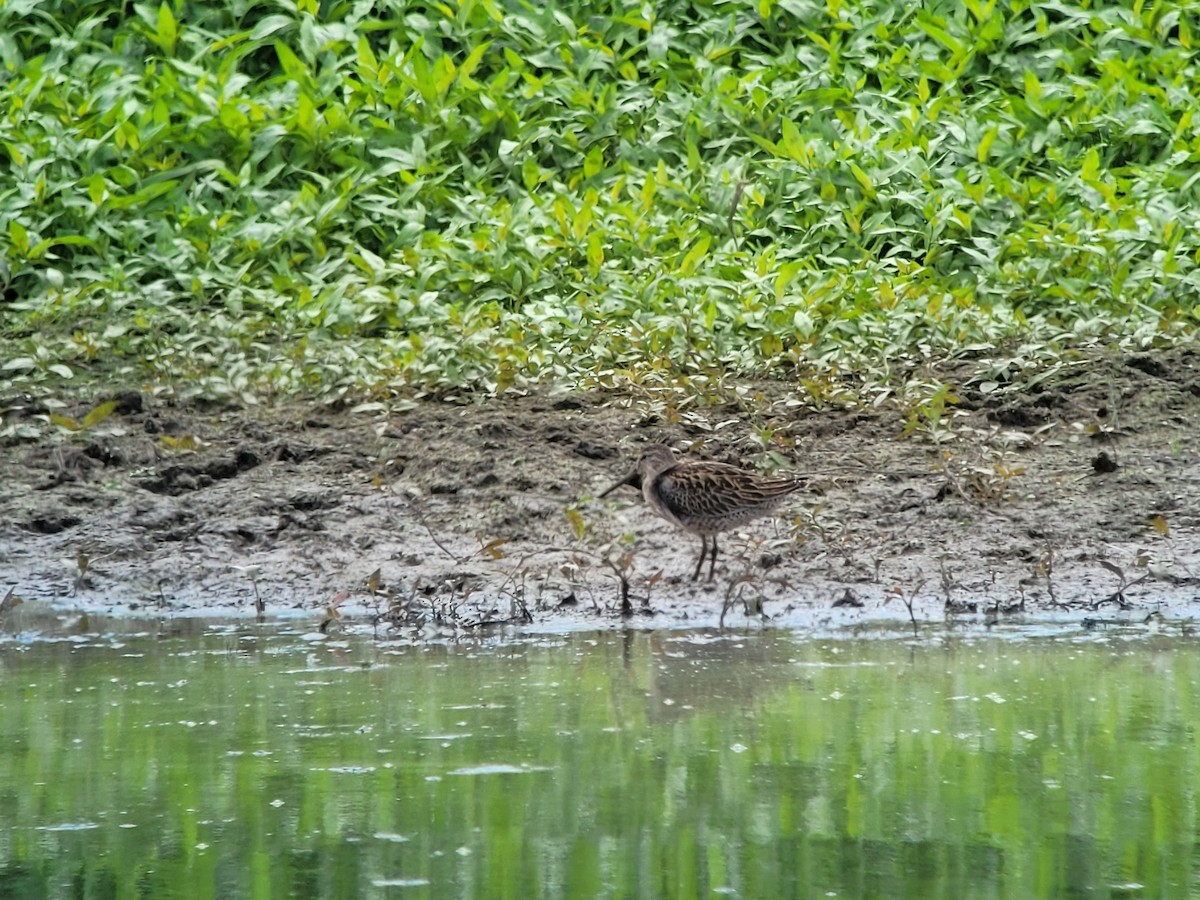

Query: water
[{"left": 0, "top": 622, "right": 1196, "bottom": 898}]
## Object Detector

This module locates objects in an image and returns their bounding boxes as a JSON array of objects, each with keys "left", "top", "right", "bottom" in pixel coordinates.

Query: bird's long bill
[{"left": 598, "top": 469, "right": 641, "bottom": 498}]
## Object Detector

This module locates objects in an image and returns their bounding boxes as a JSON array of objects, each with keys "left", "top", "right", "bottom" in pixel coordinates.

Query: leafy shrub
[{"left": 1, "top": 0, "right": 1197, "bottom": 401}]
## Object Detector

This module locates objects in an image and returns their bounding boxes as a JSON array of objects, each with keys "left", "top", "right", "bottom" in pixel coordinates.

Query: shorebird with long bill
[{"left": 599, "top": 444, "right": 807, "bottom": 581}]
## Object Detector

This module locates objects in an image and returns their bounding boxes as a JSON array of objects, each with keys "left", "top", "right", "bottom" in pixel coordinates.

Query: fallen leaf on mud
[
  {"left": 565, "top": 507, "right": 586, "bottom": 540},
  {"left": 366, "top": 568, "right": 382, "bottom": 593},
  {"left": 479, "top": 537, "right": 508, "bottom": 560},
  {"left": 51, "top": 401, "right": 120, "bottom": 433},
  {"left": 159, "top": 434, "right": 203, "bottom": 452},
  {"left": 81, "top": 401, "right": 119, "bottom": 430},
  {"left": 1148, "top": 515, "right": 1170, "bottom": 536}
]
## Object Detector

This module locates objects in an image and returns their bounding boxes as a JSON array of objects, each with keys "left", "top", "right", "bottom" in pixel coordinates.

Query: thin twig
[{"left": 420, "top": 520, "right": 465, "bottom": 563}]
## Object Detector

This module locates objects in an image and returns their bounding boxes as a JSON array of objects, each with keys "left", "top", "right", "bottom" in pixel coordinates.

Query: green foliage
[{"left": 1, "top": 0, "right": 1198, "bottom": 401}]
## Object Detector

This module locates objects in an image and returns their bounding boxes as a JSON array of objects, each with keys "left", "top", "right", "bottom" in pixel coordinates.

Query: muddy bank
[{"left": 2, "top": 348, "right": 1198, "bottom": 633}]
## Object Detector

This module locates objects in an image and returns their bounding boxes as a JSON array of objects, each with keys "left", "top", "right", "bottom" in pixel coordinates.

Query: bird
[{"left": 599, "top": 444, "right": 806, "bottom": 582}]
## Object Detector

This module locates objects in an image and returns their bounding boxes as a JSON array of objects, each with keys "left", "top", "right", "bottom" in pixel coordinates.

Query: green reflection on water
[{"left": 0, "top": 627, "right": 1197, "bottom": 899}]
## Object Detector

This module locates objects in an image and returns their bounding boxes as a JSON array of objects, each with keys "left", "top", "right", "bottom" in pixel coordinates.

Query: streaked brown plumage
[{"left": 599, "top": 444, "right": 806, "bottom": 581}]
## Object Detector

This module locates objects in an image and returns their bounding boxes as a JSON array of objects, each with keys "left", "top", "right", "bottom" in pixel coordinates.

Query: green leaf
[
  {"left": 433, "top": 55, "right": 457, "bottom": 96},
  {"left": 521, "top": 157, "right": 540, "bottom": 191},
  {"left": 849, "top": 164, "right": 876, "bottom": 199},
  {"left": 583, "top": 145, "right": 603, "bottom": 179},
  {"left": 572, "top": 192, "right": 594, "bottom": 240},
  {"left": 458, "top": 41, "right": 490, "bottom": 85},
  {"left": 7, "top": 220, "right": 28, "bottom": 254},
  {"left": 87, "top": 174, "right": 106, "bottom": 207},
  {"left": 977, "top": 126, "right": 999, "bottom": 163},
  {"left": 792, "top": 310, "right": 813, "bottom": 338},
  {"left": 250, "top": 15, "right": 295, "bottom": 41},
  {"left": 916, "top": 16, "right": 963, "bottom": 55},
  {"left": 356, "top": 35, "right": 378, "bottom": 74},
  {"left": 586, "top": 232, "right": 603, "bottom": 274},
  {"left": 679, "top": 234, "right": 711, "bottom": 277},
  {"left": 775, "top": 261, "right": 804, "bottom": 302},
  {"left": 800, "top": 28, "right": 831, "bottom": 53},
  {"left": 780, "top": 118, "right": 807, "bottom": 163},
  {"left": 106, "top": 181, "right": 180, "bottom": 211},
  {"left": 274, "top": 41, "right": 306, "bottom": 80},
  {"left": 28, "top": 235, "right": 97, "bottom": 260},
  {"left": 156, "top": 2, "right": 178, "bottom": 55},
  {"left": 1023, "top": 70, "right": 1042, "bottom": 110}
]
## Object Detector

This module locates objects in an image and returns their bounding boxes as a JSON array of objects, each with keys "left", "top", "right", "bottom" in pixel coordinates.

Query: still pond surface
[{"left": 0, "top": 621, "right": 1197, "bottom": 899}]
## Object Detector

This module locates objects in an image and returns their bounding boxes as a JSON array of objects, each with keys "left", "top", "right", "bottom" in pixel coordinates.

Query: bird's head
[{"left": 597, "top": 443, "right": 679, "bottom": 498}]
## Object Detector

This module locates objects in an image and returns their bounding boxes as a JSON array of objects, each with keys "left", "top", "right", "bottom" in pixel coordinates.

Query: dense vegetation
[{"left": 2, "top": 0, "right": 1198, "bottom": 404}]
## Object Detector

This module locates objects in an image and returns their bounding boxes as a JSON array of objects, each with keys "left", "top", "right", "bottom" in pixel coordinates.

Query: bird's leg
[
  {"left": 707, "top": 535, "right": 719, "bottom": 582},
  {"left": 692, "top": 535, "right": 708, "bottom": 581}
]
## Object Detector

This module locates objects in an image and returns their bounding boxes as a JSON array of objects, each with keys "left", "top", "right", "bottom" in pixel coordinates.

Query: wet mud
[{"left": 2, "top": 347, "right": 1198, "bottom": 634}]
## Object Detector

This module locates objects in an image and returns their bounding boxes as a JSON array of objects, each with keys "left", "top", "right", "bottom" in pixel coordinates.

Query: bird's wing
[{"left": 656, "top": 464, "right": 803, "bottom": 518}]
